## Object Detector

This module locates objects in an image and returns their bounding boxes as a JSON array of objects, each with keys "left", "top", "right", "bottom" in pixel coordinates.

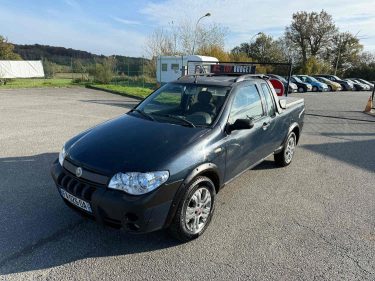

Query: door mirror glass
[
  {"left": 227, "top": 119, "right": 254, "bottom": 133},
  {"left": 279, "top": 99, "right": 287, "bottom": 109}
]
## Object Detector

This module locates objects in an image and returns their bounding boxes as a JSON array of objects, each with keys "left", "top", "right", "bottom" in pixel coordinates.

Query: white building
[{"left": 156, "top": 55, "right": 218, "bottom": 84}]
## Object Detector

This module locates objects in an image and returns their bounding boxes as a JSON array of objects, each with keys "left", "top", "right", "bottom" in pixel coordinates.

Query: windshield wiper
[
  {"left": 155, "top": 114, "right": 196, "bottom": 128},
  {"left": 130, "top": 109, "right": 155, "bottom": 121}
]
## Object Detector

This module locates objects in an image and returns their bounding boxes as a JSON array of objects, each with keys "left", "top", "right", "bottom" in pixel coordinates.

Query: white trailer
[{"left": 156, "top": 55, "right": 218, "bottom": 84}]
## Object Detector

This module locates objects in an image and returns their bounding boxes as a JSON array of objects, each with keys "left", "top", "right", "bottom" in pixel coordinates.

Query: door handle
[{"left": 262, "top": 121, "right": 270, "bottom": 130}]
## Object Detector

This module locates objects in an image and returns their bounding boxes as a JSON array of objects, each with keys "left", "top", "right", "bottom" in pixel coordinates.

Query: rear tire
[
  {"left": 274, "top": 132, "right": 297, "bottom": 167},
  {"left": 168, "top": 176, "right": 216, "bottom": 242}
]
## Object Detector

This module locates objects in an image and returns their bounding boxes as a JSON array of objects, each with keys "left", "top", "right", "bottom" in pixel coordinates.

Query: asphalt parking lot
[{"left": 1, "top": 87, "right": 375, "bottom": 280}]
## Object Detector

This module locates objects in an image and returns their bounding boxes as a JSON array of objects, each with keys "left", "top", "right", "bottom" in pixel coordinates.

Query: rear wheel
[
  {"left": 168, "top": 176, "right": 216, "bottom": 242},
  {"left": 274, "top": 132, "right": 297, "bottom": 167}
]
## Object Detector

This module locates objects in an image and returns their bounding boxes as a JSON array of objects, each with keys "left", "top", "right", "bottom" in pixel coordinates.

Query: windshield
[
  {"left": 272, "top": 75, "right": 287, "bottom": 83},
  {"left": 292, "top": 76, "right": 303, "bottom": 83},
  {"left": 332, "top": 75, "right": 341, "bottom": 80},
  {"left": 134, "top": 83, "right": 230, "bottom": 127},
  {"left": 307, "top": 76, "right": 319, "bottom": 83}
]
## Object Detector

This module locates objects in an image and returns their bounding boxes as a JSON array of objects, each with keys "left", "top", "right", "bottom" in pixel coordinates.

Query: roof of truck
[{"left": 175, "top": 74, "right": 269, "bottom": 87}]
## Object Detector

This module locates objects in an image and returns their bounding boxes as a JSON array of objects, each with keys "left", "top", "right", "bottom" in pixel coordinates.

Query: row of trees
[{"left": 146, "top": 10, "right": 375, "bottom": 79}]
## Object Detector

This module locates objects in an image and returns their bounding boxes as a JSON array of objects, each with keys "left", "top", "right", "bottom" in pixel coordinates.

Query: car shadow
[
  {"left": 0, "top": 153, "right": 179, "bottom": 275},
  {"left": 301, "top": 135, "right": 375, "bottom": 172},
  {"left": 253, "top": 160, "right": 281, "bottom": 170}
]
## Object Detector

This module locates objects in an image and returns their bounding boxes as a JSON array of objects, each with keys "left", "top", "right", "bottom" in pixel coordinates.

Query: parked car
[
  {"left": 267, "top": 74, "right": 298, "bottom": 93},
  {"left": 354, "top": 79, "right": 374, "bottom": 90},
  {"left": 315, "top": 77, "right": 342, "bottom": 91},
  {"left": 314, "top": 75, "right": 354, "bottom": 91},
  {"left": 51, "top": 71, "right": 305, "bottom": 242},
  {"left": 289, "top": 76, "right": 312, "bottom": 93},
  {"left": 344, "top": 79, "right": 367, "bottom": 91},
  {"left": 348, "top": 78, "right": 372, "bottom": 91},
  {"left": 295, "top": 75, "right": 329, "bottom": 92}
]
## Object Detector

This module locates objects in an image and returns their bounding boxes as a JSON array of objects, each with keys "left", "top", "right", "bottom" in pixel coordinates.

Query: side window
[
  {"left": 261, "top": 83, "right": 276, "bottom": 117},
  {"left": 161, "top": 64, "right": 167, "bottom": 71},
  {"left": 229, "top": 85, "right": 264, "bottom": 124},
  {"left": 171, "top": 64, "right": 179, "bottom": 71}
]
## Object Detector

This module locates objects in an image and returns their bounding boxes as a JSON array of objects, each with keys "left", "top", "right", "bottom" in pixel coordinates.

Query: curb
[{"left": 85, "top": 85, "right": 144, "bottom": 101}]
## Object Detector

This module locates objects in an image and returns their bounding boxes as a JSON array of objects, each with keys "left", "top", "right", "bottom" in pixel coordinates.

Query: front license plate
[{"left": 60, "top": 188, "right": 92, "bottom": 213}]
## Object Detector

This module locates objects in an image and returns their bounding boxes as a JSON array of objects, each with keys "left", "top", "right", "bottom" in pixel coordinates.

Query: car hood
[{"left": 66, "top": 114, "right": 208, "bottom": 175}]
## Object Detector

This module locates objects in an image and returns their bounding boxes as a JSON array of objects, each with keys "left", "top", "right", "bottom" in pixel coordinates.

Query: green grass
[
  {"left": 91, "top": 84, "right": 154, "bottom": 99},
  {"left": 0, "top": 78, "right": 74, "bottom": 89}
]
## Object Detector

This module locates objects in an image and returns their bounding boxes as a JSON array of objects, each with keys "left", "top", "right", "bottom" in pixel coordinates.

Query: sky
[{"left": 1, "top": 0, "right": 374, "bottom": 58}]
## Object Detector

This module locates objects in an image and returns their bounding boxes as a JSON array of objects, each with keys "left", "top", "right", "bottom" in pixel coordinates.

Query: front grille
[{"left": 57, "top": 171, "right": 99, "bottom": 201}]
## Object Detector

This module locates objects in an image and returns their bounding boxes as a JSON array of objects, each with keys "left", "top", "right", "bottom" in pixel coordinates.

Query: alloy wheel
[{"left": 185, "top": 187, "right": 212, "bottom": 234}]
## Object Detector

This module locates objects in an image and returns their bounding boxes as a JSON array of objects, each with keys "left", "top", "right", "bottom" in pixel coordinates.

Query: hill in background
[{"left": 13, "top": 44, "right": 148, "bottom": 75}]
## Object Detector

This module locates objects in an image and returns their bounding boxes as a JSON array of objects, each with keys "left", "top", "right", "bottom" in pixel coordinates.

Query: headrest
[{"left": 198, "top": 91, "right": 213, "bottom": 104}]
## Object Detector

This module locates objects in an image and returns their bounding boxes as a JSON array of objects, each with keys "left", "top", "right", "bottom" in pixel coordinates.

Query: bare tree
[
  {"left": 145, "top": 20, "right": 227, "bottom": 57},
  {"left": 145, "top": 28, "right": 175, "bottom": 58}
]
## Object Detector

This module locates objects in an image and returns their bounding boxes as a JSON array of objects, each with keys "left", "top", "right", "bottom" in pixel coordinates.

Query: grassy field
[
  {"left": 0, "top": 78, "right": 155, "bottom": 100},
  {"left": 0, "top": 78, "right": 74, "bottom": 89},
  {"left": 91, "top": 84, "right": 154, "bottom": 99}
]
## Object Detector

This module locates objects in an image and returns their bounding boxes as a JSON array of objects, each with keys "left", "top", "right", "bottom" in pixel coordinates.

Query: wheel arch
[{"left": 163, "top": 163, "right": 221, "bottom": 228}]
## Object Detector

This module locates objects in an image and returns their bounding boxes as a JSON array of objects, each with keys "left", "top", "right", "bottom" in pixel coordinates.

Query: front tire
[
  {"left": 312, "top": 86, "right": 318, "bottom": 92},
  {"left": 298, "top": 87, "right": 304, "bottom": 93},
  {"left": 274, "top": 132, "right": 297, "bottom": 167},
  {"left": 328, "top": 85, "right": 332, "bottom": 91},
  {"left": 168, "top": 176, "right": 216, "bottom": 242}
]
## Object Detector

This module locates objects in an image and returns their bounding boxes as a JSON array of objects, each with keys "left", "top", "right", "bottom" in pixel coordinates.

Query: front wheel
[
  {"left": 274, "top": 132, "right": 297, "bottom": 167},
  {"left": 168, "top": 176, "right": 216, "bottom": 242},
  {"left": 298, "top": 87, "right": 304, "bottom": 93},
  {"left": 328, "top": 85, "right": 333, "bottom": 91},
  {"left": 312, "top": 86, "right": 318, "bottom": 92}
]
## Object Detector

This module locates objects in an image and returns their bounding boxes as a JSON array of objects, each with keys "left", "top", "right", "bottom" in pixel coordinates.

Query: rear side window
[
  {"left": 229, "top": 85, "right": 264, "bottom": 123},
  {"left": 260, "top": 83, "right": 276, "bottom": 117}
]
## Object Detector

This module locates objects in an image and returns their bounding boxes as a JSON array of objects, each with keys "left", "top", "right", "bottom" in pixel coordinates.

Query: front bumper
[{"left": 51, "top": 160, "right": 182, "bottom": 233}]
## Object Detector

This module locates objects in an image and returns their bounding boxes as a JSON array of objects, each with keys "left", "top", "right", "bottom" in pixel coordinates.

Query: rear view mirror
[
  {"left": 279, "top": 99, "right": 287, "bottom": 109},
  {"left": 227, "top": 119, "right": 254, "bottom": 133}
]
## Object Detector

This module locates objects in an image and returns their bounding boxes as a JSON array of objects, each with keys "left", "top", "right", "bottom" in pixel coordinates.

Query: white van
[{"left": 156, "top": 55, "right": 219, "bottom": 84}]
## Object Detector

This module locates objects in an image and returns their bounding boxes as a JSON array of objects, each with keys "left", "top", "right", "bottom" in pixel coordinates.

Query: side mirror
[
  {"left": 227, "top": 118, "right": 254, "bottom": 133},
  {"left": 279, "top": 99, "right": 287, "bottom": 109}
]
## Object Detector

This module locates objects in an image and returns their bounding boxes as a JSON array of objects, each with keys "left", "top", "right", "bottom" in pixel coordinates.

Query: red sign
[
  {"left": 210, "top": 64, "right": 256, "bottom": 74},
  {"left": 269, "top": 79, "right": 285, "bottom": 96}
]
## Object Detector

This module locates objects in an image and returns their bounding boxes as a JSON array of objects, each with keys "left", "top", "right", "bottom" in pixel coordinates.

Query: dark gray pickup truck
[{"left": 51, "top": 72, "right": 305, "bottom": 242}]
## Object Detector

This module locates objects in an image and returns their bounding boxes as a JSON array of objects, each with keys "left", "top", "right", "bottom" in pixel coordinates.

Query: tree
[
  {"left": 43, "top": 58, "right": 57, "bottom": 78},
  {"left": 197, "top": 45, "right": 230, "bottom": 61},
  {"left": 285, "top": 10, "right": 337, "bottom": 64},
  {"left": 89, "top": 58, "right": 115, "bottom": 84},
  {"left": 248, "top": 33, "right": 286, "bottom": 62},
  {"left": 301, "top": 56, "right": 331, "bottom": 75},
  {"left": 329, "top": 32, "right": 363, "bottom": 74},
  {"left": 145, "top": 21, "right": 227, "bottom": 57},
  {"left": 145, "top": 28, "right": 175, "bottom": 58},
  {"left": 0, "top": 35, "right": 21, "bottom": 60}
]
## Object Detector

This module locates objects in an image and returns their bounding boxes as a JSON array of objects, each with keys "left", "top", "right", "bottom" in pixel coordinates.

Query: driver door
[{"left": 224, "top": 83, "right": 269, "bottom": 182}]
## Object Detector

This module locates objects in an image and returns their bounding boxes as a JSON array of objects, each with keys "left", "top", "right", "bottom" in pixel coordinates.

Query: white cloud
[
  {"left": 112, "top": 16, "right": 141, "bottom": 25},
  {"left": 142, "top": 0, "right": 375, "bottom": 52}
]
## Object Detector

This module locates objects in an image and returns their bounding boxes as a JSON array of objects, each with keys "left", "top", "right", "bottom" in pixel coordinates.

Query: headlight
[
  {"left": 58, "top": 145, "right": 66, "bottom": 166},
  {"left": 108, "top": 171, "right": 169, "bottom": 195}
]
